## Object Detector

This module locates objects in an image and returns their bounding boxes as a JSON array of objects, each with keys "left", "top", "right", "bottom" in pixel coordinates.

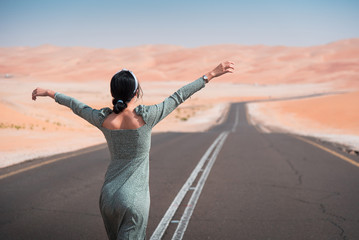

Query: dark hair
[{"left": 110, "top": 70, "right": 143, "bottom": 114}]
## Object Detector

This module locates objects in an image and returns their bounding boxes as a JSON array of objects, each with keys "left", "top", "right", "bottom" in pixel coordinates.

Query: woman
[{"left": 32, "top": 61, "right": 234, "bottom": 239}]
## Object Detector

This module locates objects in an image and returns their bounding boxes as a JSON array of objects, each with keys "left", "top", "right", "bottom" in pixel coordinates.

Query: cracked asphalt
[{"left": 1, "top": 103, "right": 359, "bottom": 240}]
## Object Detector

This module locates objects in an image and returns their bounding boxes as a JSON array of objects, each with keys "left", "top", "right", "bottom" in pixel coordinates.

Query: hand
[
  {"left": 206, "top": 61, "right": 234, "bottom": 81},
  {"left": 32, "top": 88, "right": 55, "bottom": 100}
]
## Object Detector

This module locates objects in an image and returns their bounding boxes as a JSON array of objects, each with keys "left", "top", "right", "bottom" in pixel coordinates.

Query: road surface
[{"left": 1, "top": 102, "right": 358, "bottom": 240}]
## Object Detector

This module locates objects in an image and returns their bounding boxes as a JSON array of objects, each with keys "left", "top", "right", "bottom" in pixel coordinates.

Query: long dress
[{"left": 54, "top": 77, "right": 206, "bottom": 239}]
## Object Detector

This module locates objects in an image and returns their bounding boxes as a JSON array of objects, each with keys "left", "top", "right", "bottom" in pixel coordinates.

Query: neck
[{"left": 126, "top": 97, "right": 137, "bottom": 110}]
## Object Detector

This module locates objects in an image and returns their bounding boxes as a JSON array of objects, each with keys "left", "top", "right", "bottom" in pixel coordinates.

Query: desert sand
[
  {"left": 1, "top": 39, "right": 358, "bottom": 168},
  {"left": 247, "top": 91, "right": 359, "bottom": 151}
]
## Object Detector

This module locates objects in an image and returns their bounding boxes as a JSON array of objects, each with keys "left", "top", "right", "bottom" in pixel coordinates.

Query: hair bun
[{"left": 112, "top": 99, "right": 128, "bottom": 113}]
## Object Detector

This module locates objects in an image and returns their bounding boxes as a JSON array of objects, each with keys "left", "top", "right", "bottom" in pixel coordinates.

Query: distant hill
[{"left": 0, "top": 39, "right": 358, "bottom": 88}]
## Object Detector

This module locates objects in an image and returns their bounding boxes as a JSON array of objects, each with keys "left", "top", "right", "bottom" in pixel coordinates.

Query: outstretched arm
[
  {"left": 32, "top": 88, "right": 105, "bottom": 128},
  {"left": 144, "top": 61, "right": 235, "bottom": 127},
  {"left": 205, "top": 61, "right": 235, "bottom": 82},
  {"left": 32, "top": 88, "right": 55, "bottom": 100}
]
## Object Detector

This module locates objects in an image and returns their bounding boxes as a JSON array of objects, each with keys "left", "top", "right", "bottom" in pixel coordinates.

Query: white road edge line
[
  {"left": 150, "top": 132, "right": 227, "bottom": 240},
  {"left": 0, "top": 145, "right": 106, "bottom": 180},
  {"left": 171, "top": 131, "right": 229, "bottom": 240},
  {"left": 231, "top": 105, "right": 239, "bottom": 132}
]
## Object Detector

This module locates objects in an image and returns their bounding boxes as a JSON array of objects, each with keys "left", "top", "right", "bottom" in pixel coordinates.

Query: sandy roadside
[
  {"left": 2, "top": 40, "right": 359, "bottom": 167},
  {"left": 1, "top": 78, "right": 340, "bottom": 168},
  {"left": 0, "top": 103, "right": 231, "bottom": 169},
  {"left": 247, "top": 91, "right": 359, "bottom": 152},
  {"left": 1, "top": 78, "right": 234, "bottom": 168}
]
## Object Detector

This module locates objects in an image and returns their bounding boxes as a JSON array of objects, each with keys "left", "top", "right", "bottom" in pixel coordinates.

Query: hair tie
[{"left": 117, "top": 99, "right": 124, "bottom": 104}]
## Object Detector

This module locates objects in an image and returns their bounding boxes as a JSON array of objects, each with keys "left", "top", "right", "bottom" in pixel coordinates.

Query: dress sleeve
[
  {"left": 136, "top": 77, "right": 205, "bottom": 128},
  {"left": 54, "top": 92, "right": 109, "bottom": 129}
]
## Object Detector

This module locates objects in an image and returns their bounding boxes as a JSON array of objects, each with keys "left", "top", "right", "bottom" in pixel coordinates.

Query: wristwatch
[{"left": 202, "top": 75, "right": 209, "bottom": 83}]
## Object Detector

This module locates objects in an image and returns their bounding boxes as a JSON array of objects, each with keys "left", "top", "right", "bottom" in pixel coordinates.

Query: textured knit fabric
[{"left": 54, "top": 78, "right": 205, "bottom": 240}]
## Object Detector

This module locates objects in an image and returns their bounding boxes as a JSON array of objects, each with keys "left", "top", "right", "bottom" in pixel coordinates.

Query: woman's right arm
[
  {"left": 32, "top": 88, "right": 105, "bottom": 128},
  {"left": 32, "top": 88, "right": 55, "bottom": 100}
]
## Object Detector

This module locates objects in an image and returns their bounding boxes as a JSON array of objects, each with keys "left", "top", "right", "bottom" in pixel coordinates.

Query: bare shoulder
[{"left": 102, "top": 109, "right": 145, "bottom": 130}]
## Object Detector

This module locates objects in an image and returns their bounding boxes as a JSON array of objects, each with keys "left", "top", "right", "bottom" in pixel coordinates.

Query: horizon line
[{"left": 1, "top": 38, "right": 358, "bottom": 50}]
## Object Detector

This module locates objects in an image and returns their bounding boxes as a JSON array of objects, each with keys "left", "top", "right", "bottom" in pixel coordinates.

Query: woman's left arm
[
  {"left": 32, "top": 88, "right": 104, "bottom": 128},
  {"left": 145, "top": 61, "right": 235, "bottom": 128}
]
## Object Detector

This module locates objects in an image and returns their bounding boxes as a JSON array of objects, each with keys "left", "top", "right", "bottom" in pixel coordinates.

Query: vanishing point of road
[{"left": 1, "top": 102, "right": 359, "bottom": 240}]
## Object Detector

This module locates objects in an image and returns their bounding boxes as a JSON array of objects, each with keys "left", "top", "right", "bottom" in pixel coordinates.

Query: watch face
[{"left": 203, "top": 75, "right": 209, "bottom": 83}]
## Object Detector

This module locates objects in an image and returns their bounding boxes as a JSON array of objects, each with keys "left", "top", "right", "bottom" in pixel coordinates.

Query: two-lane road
[{"left": 1, "top": 103, "right": 358, "bottom": 239}]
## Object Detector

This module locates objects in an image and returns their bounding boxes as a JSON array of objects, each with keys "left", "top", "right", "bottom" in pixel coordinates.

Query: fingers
[
  {"left": 32, "top": 88, "right": 43, "bottom": 101},
  {"left": 32, "top": 88, "right": 37, "bottom": 101},
  {"left": 223, "top": 61, "right": 235, "bottom": 73},
  {"left": 209, "top": 61, "right": 235, "bottom": 79},
  {"left": 224, "top": 61, "right": 235, "bottom": 66}
]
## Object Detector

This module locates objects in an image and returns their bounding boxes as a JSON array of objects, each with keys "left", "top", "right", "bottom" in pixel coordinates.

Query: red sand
[
  {"left": 1, "top": 38, "right": 359, "bottom": 167},
  {"left": 1, "top": 39, "right": 358, "bottom": 87},
  {"left": 274, "top": 91, "right": 359, "bottom": 135},
  {"left": 249, "top": 91, "right": 359, "bottom": 136}
]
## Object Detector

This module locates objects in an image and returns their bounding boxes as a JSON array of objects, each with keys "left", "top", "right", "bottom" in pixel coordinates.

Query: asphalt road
[{"left": 1, "top": 102, "right": 359, "bottom": 240}]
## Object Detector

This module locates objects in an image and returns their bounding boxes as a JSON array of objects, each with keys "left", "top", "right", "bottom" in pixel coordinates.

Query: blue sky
[{"left": 1, "top": 0, "right": 358, "bottom": 48}]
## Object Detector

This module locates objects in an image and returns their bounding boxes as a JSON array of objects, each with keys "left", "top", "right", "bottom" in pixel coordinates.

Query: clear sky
[{"left": 1, "top": 0, "right": 358, "bottom": 48}]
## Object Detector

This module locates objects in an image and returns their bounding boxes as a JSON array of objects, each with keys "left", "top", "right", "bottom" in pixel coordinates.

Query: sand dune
[
  {"left": 1, "top": 39, "right": 358, "bottom": 86},
  {"left": 1, "top": 39, "right": 358, "bottom": 167},
  {"left": 247, "top": 91, "right": 359, "bottom": 151}
]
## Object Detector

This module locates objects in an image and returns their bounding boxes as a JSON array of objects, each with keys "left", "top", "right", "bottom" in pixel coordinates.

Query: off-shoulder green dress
[{"left": 54, "top": 78, "right": 205, "bottom": 240}]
